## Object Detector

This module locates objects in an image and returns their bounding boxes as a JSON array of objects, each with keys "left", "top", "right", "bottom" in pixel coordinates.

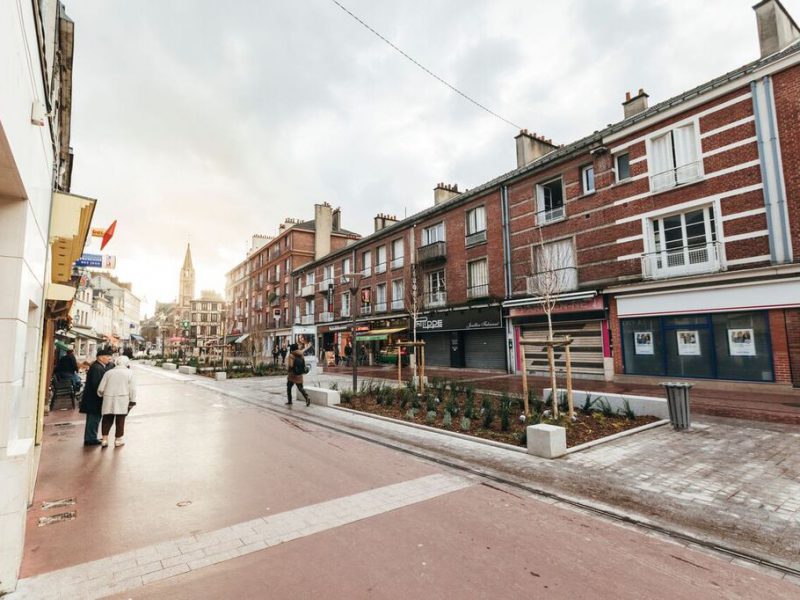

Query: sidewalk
[
  {"left": 323, "top": 364, "right": 800, "bottom": 425},
  {"left": 187, "top": 367, "right": 800, "bottom": 572}
]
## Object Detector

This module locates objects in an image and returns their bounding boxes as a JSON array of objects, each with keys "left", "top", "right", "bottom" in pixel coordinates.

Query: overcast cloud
[{"left": 64, "top": 0, "right": 791, "bottom": 315}]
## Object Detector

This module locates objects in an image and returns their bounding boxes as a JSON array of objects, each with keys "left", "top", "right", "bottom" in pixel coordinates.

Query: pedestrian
[
  {"left": 122, "top": 347, "right": 134, "bottom": 359},
  {"left": 55, "top": 348, "right": 81, "bottom": 390},
  {"left": 97, "top": 355, "right": 137, "bottom": 448},
  {"left": 79, "top": 349, "right": 113, "bottom": 446},
  {"left": 286, "top": 343, "right": 311, "bottom": 406},
  {"left": 272, "top": 343, "right": 279, "bottom": 365},
  {"left": 334, "top": 343, "right": 340, "bottom": 366},
  {"left": 344, "top": 341, "right": 352, "bottom": 367},
  {"left": 279, "top": 343, "right": 287, "bottom": 365}
]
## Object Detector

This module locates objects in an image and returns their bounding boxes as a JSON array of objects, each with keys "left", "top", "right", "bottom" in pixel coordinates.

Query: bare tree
[
  {"left": 405, "top": 260, "right": 427, "bottom": 386},
  {"left": 525, "top": 229, "right": 577, "bottom": 418}
]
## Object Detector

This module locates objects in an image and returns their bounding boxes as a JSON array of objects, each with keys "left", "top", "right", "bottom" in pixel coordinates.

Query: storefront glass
[{"left": 621, "top": 311, "right": 773, "bottom": 381}]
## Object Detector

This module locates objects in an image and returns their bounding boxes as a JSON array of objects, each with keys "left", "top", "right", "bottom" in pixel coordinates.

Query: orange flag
[{"left": 100, "top": 220, "right": 117, "bottom": 251}]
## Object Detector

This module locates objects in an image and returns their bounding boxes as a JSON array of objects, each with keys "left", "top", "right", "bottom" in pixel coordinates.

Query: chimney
[
  {"left": 514, "top": 130, "right": 558, "bottom": 168},
  {"left": 622, "top": 89, "right": 649, "bottom": 119},
  {"left": 754, "top": 0, "right": 800, "bottom": 58},
  {"left": 373, "top": 213, "right": 399, "bottom": 232},
  {"left": 433, "top": 183, "right": 460, "bottom": 205},
  {"left": 314, "top": 202, "right": 333, "bottom": 260},
  {"left": 332, "top": 207, "right": 341, "bottom": 231}
]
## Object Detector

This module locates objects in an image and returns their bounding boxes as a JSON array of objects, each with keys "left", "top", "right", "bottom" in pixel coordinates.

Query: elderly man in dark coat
[{"left": 80, "top": 348, "right": 113, "bottom": 446}]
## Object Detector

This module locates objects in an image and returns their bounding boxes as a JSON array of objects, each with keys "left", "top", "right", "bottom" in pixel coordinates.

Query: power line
[{"left": 330, "top": 0, "right": 523, "bottom": 130}]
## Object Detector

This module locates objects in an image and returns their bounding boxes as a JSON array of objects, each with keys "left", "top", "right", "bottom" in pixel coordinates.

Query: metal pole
[
  {"left": 397, "top": 344, "right": 402, "bottom": 385},
  {"left": 520, "top": 342, "right": 530, "bottom": 417},
  {"left": 565, "top": 336, "right": 574, "bottom": 419},
  {"left": 352, "top": 289, "right": 358, "bottom": 394}
]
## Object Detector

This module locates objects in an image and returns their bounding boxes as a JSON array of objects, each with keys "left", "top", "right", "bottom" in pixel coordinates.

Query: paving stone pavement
[
  {"left": 173, "top": 367, "right": 800, "bottom": 572},
  {"left": 11, "top": 474, "right": 472, "bottom": 600}
]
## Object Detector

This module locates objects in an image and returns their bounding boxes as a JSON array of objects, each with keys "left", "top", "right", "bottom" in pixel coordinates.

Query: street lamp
[{"left": 342, "top": 272, "right": 363, "bottom": 394}]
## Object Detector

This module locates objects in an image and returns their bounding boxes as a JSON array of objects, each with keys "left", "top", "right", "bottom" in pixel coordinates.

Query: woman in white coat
[{"left": 97, "top": 355, "right": 136, "bottom": 447}]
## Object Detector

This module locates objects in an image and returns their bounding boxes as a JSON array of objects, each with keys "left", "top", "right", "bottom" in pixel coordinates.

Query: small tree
[
  {"left": 525, "top": 229, "right": 576, "bottom": 419},
  {"left": 405, "top": 260, "right": 427, "bottom": 386}
]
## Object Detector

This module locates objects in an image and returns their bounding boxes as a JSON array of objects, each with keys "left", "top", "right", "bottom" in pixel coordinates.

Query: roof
[
  {"left": 293, "top": 218, "right": 360, "bottom": 237},
  {"left": 292, "top": 38, "right": 800, "bottom": 275}
]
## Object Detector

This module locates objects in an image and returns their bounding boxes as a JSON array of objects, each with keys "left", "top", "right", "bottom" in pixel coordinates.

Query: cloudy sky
[{"left": 65, "top": 0, "right": 791, "bottom": 316}]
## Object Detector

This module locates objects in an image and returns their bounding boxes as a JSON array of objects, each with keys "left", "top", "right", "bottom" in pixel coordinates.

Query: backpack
[{"left": 293, "top": 354, "right": 307, "bottom": 376}]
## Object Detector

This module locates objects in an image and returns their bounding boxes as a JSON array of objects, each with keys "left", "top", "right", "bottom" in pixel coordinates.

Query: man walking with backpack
[{"left": 286, "top": 343, "right": 311, "bottom": 406}]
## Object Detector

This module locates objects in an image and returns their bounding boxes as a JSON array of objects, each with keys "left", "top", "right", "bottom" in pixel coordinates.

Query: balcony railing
[
  {"left": 375, "top": 262, "right": 387, "bottom": 274},
  {"left": 538, "top": 205, "right": 565, "bottom": 225},
  {"left": 301, "top": 284, "right": 315, "bottom": 297},
  {"left": 318, "top": 279, "right": 334, "bottom": 293},
  {"left": 641, "top": 242, "right": 721, "bottom": 280},
  {"left": 374, "top": 302, "right": 387, "bottom": 313},
  {"left": 526, "top": 267, "right": 578, "bottom": 295},
  {"left": 318, "top": 312, "right": 334, "bottom": 323},
  {"left": 465, "top": 230, "right": 487, "bottom": 247},
  {"left": 300, "top": 314, "right": 315, "bottom": 325},
  {"left": 361, "top": 305, "right": 372, "bottom": 315},
  {"left": 293, "top": 315, "right": 301, "bottom": 325},
  {"left": 424, "top": 291, "right": 447, "bottom": 308},
  {"left": 467, "top": 283, "right": 489, "bottom": 299},
  {"left": 390, "top": 257, "right": 404, "bottom": 270},
  {"left": 417, "top": 241, "right": 447, "bottom": 264},
  {"left": 340, "top": 308, "right": 351, "bottom": 318},
  {"left": 649, "top": 161, "right": 702, "bottom": 193},
  {"left": 391, "top": 299, "right": 404, "bottom": 311},
  {"left": 361, "top": 266, "right": 372, "bottom": 277}
]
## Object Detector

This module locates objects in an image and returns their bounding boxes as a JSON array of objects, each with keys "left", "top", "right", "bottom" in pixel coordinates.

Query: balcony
[
  {"left": 467, "top": 283, "right": 489, "bottom": 299},
  {"left": 293, "top": 314, "right": 301, "bottom": 325},
  {"left": 361, "top": 305, "right": 372, "bottom": 315},
  {"left": 301, "top": 284, "right": 315, "bottom": 297},
  {"left": 300, "top": 314, "right": 315, "bottom": 325},
  {"left": 417, "top": 241, "right": 447, "bottom": 264},
  {"left": 538, "top": 205, "right": 565, "bottom": 225},
  {"left": 649, "top": 161, "right": 702, "bottom": 193},
  {"left": 374, "top": 302, "right": 387, "bottom": 313},
  {"left": 318, "top": 279, "right": 334, "bottom": 293},
  {"left": 641, "top": 242, "right": 722, "bottom": 280},
  {"left": 318, "top": 312, "right": 334, "bottom": 323},
  {"left": 340, "top": 308, "right": 351, "bottom": 318},
  {"left": 391, "top": 299, "right": 404, "bottom": 311},
  {"left": 424, "top": 291, "right": 447, "bottom": 308},
  {"left": 361, "top": 267, "right": 372, "bottom": 277},
  {"left": 465, "top": 230, "right": 487, "bottom": 247},
  {"left": 375, "top": 262, "right": 387, "bottom": 274},
  {"left": 390, "top": 257, "right": 404, "bottom": 270}
]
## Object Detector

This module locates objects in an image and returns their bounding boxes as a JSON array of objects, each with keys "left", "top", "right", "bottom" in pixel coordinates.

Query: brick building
[
  {"left": 293, "top": 0, "right": 800, "bottom": 389},
  {"left": 225, "top": 203, "right": 359, "bottom": 361}
]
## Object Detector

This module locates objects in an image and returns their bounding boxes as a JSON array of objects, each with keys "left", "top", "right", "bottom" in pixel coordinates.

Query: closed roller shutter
[
  {"left": 419, "top": 333, "right": 449, "bottom": 367},
  {"left": 521, "top": 320, "right": 604, "bottom": 377},
  {"left": 465, "top": 329, "right": 506, "bottom": 370}
]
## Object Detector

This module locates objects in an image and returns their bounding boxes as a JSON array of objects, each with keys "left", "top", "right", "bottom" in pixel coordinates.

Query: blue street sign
[{"left": 75, "top": 253, "right": 103, "bottom": 267}]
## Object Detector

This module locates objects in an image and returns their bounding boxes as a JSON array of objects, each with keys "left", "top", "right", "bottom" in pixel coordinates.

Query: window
[
  {"left": 323, "top": 265, "right": 333, "bottom": 282},
  {"left": 423, "top": 222, "right": 445, "bottom": 245},
  {"left": 615, "top": 153, "right": 631, "bottom": 182},
  {"left": 644, "top": 206, "right": 719, "bottom": 278},
  {"left": 285, "top": 257, "right": 291, "bottom": 272},
  {"left": 305, "top": 272, "right": 315, "bottom": 285},
  {"left": 391, "top": 280, "right": 404, "bottom": 310},
  {"left": 649, "top": 123, "right": 701, "bottom": 192},
  {"left": 426, "top": 270, "right": 446, "bottom": 307},
  {"left": 295, "top": 305, "right": 301, "bottom": 322},
  {"left": 362, "top": 250, "right": 372, "bottom": 276},
  {"left": 210, "top": 326, "right": 217, "bottom": 335},
  {"left": 341, "top": 292, "right": 351, "bottom": 317},
  {"left": 295, "top": 278, "right": 302, "bottom": 294},
  {"left": 305, "top": 299, "right": 313, "bottom": 315},
  {"left": 466, "top": 206, "right": 487, "bottom": 246},
  {"left": 467, "top": 259, "right": 489, "bottom": 298},
  {"left": 342, "top": 257, "right": 351, "bottom": 276},
  {"left": 391, "top": 239, "right": 404, "bottom": 269},
  {"left": 535, "top": 177, "right": 565, "bottom": 224},
  {"left": 276, "top": 265, "right": 281, "bottom": 280},
  {"left": 361, "top": 287, "right": 372, "bottom": 314},
  {"left": 376, "top": 246, "right": 387, "bottom": 273},
  {"left": 581, "top": 165, "right": 595, "bottom": 194},
  {"left": 375, "top": 283, "right": 387, "bottom": 312},
  {"left": 530, "top": 238, "right": 577, "bottom": 293}
]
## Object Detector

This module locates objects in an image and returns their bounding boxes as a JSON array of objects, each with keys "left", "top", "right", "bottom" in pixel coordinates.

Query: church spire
[
  {"left": 178, "top": 243, "right": 196, "bottom": 308},
  {"left": 182, "top": 243, "right": 194, "bottom": 271}
]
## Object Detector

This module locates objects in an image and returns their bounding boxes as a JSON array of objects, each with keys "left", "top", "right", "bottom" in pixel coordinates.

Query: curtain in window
[
  {"left": 650, "top": 132, "right": 674, "bottom": 190},
  {"left": 673, "top": 124, "right": 699, "bottom": 183}
]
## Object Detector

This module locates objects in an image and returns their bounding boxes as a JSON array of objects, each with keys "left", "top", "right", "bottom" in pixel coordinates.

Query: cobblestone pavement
[{"left": 185, "top": 368, "right": 800, "bottom": 572}]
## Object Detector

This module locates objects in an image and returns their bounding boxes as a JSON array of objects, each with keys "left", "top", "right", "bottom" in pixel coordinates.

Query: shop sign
[
  {"left": 509, "top": 295, "right": 603, "bottom": 318},
  {"left": 293, "top": 325, "right": 316, "bottom": 335},
  {"left": 415, "top": 307, "right": 502, "bottom": 333}
]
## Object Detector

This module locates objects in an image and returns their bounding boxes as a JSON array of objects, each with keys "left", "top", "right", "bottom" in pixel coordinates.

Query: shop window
[{"left": 712, "top": 312, "right": 772, "bottom": 381}]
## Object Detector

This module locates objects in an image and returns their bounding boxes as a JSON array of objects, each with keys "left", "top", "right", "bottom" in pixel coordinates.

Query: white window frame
[
  {"left": 615, "top": 152, "right": 631, "bottom": 182},
  {"left": 581, "top": 164, "right": 595, "bottom": 194},
  {"left": 530, "top": 238, "right": 578, "bottom": 293},
  {"left": 391, "top": 239, "right": 404, "bottom": 269},
  {"left": 391, "top": 279, "right": 404, "bottom": 310},
  {"left": 376, "top": 246, "right": 387, "bottom": 274},
  {"left": 342, "top": 257, "right": 351, "bottom": 275},
  {"left": 467, "top": 258, "right": 489, "bottom": 298},
  {"left": 423, "top": 222, "right": 445, "bottom": 245},
  {"left": 426, "top": 270, "right": 446, "bottom": 307},
  {"left": 305, "top": 272, "right": 315, "bottom": 286},
  {"left": 535, "top": 177, "right": 565, "bottom": 224},
  {"left": 362, "top": 250, "right": 372, "bottom": 276},
  {"left": 341, "top": 292, "right": 351, "bottom": 317},
  {"left": 465, "top": 206, "right": 487, "bottom": 235},
  {"left": 375, "top": 283, "right": 387, "bottom": 312},
  {"left": 646, "top": 119, "right": 703, "bottom": 193}
]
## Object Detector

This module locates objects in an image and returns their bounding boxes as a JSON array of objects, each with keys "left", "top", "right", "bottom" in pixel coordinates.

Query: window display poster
[
  {"left": 677, "top": 330, "right": 701, "bottom": 356},
  {"left": 728, "top": 328, "right": 756, "bottom": 356},
  {"left": 634, "top": 331, "right": 654, "bottom": 355}
]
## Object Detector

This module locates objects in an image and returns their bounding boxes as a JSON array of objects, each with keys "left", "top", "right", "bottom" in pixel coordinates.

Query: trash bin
[{"left": 659, "top": 382, "right": 693, "bottom": 430}]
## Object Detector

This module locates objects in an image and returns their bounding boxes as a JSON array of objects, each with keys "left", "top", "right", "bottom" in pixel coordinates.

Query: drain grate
[
  {"left": 38, "top": 512, "right": 76, "bottom": 526},
  {"left": 41, "top": 498, "right": 76, "bottom": 510}
]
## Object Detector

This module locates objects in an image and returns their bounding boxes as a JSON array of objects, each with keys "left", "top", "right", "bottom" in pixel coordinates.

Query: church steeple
[{"left": 178, "top": 243, "right": 196, "bottom": 308}]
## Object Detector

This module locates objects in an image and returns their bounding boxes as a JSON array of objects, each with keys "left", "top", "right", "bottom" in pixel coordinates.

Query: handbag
[{"left": 127, "top": 401, "right": 137, "bottom": 413}]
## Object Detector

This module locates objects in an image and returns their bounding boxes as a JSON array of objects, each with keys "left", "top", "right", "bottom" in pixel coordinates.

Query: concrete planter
[
  {"left": 162, "top": 363, "right": 177, "bottom": 371},
  {"left": 214, "top": 372, "right": 227, "bottom": 381},
  {"left": 544, "top": 388, "right": 669, "bottom": 419},
  {"left": 177, "top": 366, "right": 197, "bottom": 375},
  {"left": 302, "top": 387, "right": 340, "bottom": 406},
  {"left": 526, "top": 424, "right": 567, "bottom": 458}
]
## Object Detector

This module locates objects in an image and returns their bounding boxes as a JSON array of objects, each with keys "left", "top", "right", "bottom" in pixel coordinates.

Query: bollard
[{"left": 659, "top": 382, "right": 693, "bottom": 430}]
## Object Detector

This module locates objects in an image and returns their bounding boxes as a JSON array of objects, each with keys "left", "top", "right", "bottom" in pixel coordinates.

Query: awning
[
  {"left": 356, "top": 326, "right": 407, "bottom": 342},
  {"left": 224, "top": 335, "right": 239, "bottom": 344},
  {"left": 234, "top": 333, "right": 250, "bottom": 344},
  {"left": 49, "top": 191, "right": 97, "bottom": 284},
  {"left": 54, "top": 340, "right": 70, "bottom": 351},
  {"left": 130, "top": 334, "right": 145, "bottom": 342}
]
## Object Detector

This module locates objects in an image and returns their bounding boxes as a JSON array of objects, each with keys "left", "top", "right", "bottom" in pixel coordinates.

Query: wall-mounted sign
[
  {"left": 634, "top": 331, "right": 654, "bottom": 355},
  {"left": 415, "top": 307, "right": 502, "bottom": 333},
  {"left": 75, "top": 253, "right": 103, "bottom": 267},
  {"left": 91, "top": 227, "right": 106, "bottom": 237},
  {"left": 728, "top": 328, "right": 756, "bottom": 356}
]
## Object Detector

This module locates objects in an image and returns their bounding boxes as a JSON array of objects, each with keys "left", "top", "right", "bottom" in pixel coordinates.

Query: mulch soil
[{"left": 343, "top": 392, "right": 659, "bottom": 448}]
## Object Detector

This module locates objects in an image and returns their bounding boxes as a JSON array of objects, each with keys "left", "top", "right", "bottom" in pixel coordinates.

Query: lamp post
[{"left": 343, "top": 272, "right": 363, "bottom": 394}]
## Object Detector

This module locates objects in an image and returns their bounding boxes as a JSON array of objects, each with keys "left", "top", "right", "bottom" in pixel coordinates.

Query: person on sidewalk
[
  {"left": 79, "top": 349, "right": 113, "bottom": 446},
  {"left": 97, "top": 355, "right": 137, "bottom": 448},
  {"left": 55, "top": 348, "right": 81, "bottom": 391},
  {"left": 272, "top": 343, "right": 279, "bottom": 365},
  {"left": 279, "top": 343, "right": 287, "bottom": 365},
  {"left": 286, "top": 343, "right": 310, "bottom": 406}
]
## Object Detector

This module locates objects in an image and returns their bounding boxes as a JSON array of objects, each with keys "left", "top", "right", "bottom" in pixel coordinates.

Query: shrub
[
  {"left": 425, "top": 393, "right": 436, "bottom": 413},
  {"left": 500, "top": 394, "right": 511, "bottom": 432},
  {"left": 464, "top": 395, "right": 475, "bottom": 419},
  {"left": 597, "top": 397, "right": 615, "bottom": 417},
  {"left": 329, "top": 382, "right": 339, "bottom": 391},
  {"left": 399, "top": 387, "right": 413, "bottom": 409},
  {"left": 404, "top": 408, "right": 417, "bottom": 420},
  {"left": 340, "top": 389, "right": 353, "bottom": 403},
  {"left": 425, "top": 410, "right": 437, "bottom": 424},
  {"left": 445, "top": 397, "right": 459, "bottom": 418},
  {"left": 442, "top": 411, "right": 452, "bottom": 428},
  {"left": 580, "top": 393, "right": 597, "bottom": 415},
  {"left": 460, "top": 416, "right": 471, "bottom": 432},
  {"left": 528, "top": 389, "right": 544, "bottom": 415},
  {"left": 481, "top": 397, "right": 495, "bottom": 429},
  {"left": 620, "top": 399, "right": 635, "bottom": 420}
]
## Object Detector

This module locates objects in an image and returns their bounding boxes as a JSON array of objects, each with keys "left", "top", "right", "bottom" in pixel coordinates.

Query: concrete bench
[
  {"left": 214, "top": 372, "right": 227, "bottom": 381},
  {"left": 177, "top": 366, "right": 197, "bottom": 375},
  {"left": 526, "top": 424, "right": 567, "bottom": 459},
  {"left": 162, "top": 363, "right": 177, "bottom": 371},
  {"left": 303, "top": 386, "right": 340, "bottom": 407}
]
